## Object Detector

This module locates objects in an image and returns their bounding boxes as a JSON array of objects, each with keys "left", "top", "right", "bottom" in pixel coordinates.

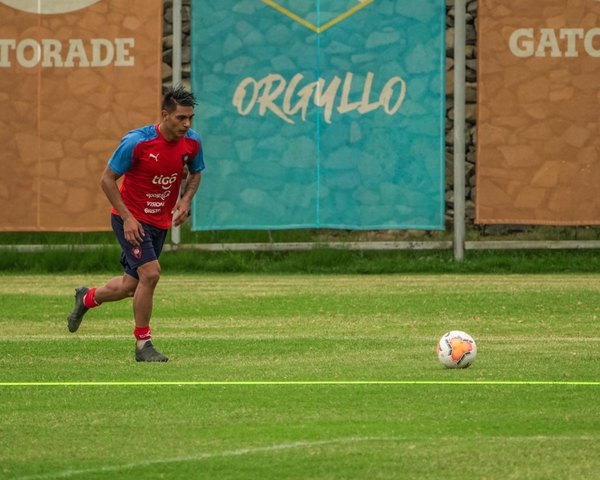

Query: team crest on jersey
[{"left": 131, "top": 246, "right": 142, "bottom": 259}]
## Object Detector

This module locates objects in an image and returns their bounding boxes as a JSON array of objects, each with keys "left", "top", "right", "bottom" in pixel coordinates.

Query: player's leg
[
  {"left": 133, "top": 259, "right": 160, "bottom": 330},
  {"left": 67, "top": 274, "right": 138, "bottom": 333},
  {"left": 131, "top": 223, "right": 169, "bottom": 362},
  {"left": 133, "top": 260, "right": 168, "bottom": 362},
  {"left": 67, "top": 215, "right": 139, "bottom": 333},
  {"left": 94, "top": 274, "right": 138, "bottom": 303}
]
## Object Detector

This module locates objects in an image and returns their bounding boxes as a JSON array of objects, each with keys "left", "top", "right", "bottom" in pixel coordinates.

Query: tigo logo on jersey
[{"left": 152, "top": 174, "right": 178, "bottom": 190}]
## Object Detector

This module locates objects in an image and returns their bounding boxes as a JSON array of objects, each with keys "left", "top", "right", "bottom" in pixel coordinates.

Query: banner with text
[
  {"left": 191, "top": 0, "right": 445, "bottom": 230},
  {"left": 477, "top": 0, "right": 600, "bottom": 225},
  {"left": 0, "top": 0, "right": 162, "bottom": 231}
]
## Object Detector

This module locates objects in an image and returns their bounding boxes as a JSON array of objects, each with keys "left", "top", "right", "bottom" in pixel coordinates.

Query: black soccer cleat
[
  {"left": 135, "top": 341, "right": 169, "bottom": 362},
  {"left": 67, "top": 286, "right": 89, "bottom": 333}
]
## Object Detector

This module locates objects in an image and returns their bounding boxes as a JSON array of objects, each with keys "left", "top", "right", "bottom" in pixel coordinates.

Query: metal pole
[
  {"left": 171, "top": 0, "right": 182, "bottom": 245},
  {"left": 453, "top": 0, "right": 466, "bottom": 261},
  {"left": 172, "top": 0, "right": 182, "bottom": 87}
]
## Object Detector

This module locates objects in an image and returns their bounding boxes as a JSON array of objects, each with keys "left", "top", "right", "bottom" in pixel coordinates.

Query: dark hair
[{"left": 162, "top": 86, "right": 197, "bottom": 112}]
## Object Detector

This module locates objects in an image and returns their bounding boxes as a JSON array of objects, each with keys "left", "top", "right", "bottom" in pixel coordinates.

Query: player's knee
[{"left": 138, "top": 262, "right": 161, "bottom": 286}]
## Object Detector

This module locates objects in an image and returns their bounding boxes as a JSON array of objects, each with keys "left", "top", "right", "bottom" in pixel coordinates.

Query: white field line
[
  {"left": 12, "top": 437, "right": 404, "bottom": 480},
  {"left": 12, "top": 434, "right": 599, "bottom": 480}
]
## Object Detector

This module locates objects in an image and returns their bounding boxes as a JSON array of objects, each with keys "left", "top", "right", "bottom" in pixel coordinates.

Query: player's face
[{"left": 161, "top": 104, "right": 195, "bottom": 141}]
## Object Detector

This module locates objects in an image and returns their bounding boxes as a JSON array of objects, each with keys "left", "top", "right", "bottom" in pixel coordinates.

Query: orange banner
[
  {"left": 0, "top": 0, "right": 162, "bottom": 231},
  {"left": 477, "top": 0, "right": 600, "bottom": 225}
]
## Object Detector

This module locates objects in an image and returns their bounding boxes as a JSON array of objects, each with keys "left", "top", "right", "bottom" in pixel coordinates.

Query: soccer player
[{"left": 67, "top": 86, "right": 204, "bottom": 362}]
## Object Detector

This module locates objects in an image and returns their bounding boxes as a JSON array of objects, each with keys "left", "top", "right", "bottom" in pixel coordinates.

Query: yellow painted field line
[{"left": 1, "top": 381, "right": 599, "bottom": 387}]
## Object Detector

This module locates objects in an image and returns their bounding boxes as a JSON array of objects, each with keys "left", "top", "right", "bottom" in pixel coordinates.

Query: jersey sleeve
[
  {"left": 107, "top": 131, "right": 140, "bottom": 175},
  {"left": 187, "top": 130, "right": 205, "bottom": 174}
]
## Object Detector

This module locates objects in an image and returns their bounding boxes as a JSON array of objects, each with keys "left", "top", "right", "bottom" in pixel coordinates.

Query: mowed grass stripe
[{"left": 1, "top": 380, "right": 599, "bottom": 386}]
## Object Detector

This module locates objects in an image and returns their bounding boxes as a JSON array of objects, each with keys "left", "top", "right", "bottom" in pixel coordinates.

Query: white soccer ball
[{"left": 437, "top": 330, "right": 477, "bottom": 369}]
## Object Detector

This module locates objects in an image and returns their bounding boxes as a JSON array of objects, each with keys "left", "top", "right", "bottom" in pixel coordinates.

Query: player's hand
[
  {"left": 172, "top": 201, "right": 191, "bottom": 226},
  {"left": 124, "top": 217, "right": 145, "bottom": 246}
]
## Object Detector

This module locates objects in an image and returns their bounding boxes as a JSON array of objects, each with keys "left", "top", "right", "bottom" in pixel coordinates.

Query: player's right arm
[{"left": 100, "top": 167, "right": 145, "bottom": 246}]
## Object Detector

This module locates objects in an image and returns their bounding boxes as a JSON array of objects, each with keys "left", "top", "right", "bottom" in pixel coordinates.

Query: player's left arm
[{"left": 172, "top": 171, "right": 202, "bottom": 226}]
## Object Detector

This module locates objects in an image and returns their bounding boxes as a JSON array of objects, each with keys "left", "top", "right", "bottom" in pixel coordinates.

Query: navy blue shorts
[{"left": 111, "top": 214, "right": 168, "bottom": 280}]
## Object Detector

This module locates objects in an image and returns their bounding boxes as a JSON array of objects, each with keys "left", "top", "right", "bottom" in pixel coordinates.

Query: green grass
[
  {"left": 3, "top": 224, "right": 600, "bottom": 245},
  {"left": 3, "top": 248, "right": 600, "bottom": 274},
  {"left": 3, "top": 226, "right": 600, "bottom": 276},
  {"left": 1, "top": 274, "right": 600, "bottom": 479}
]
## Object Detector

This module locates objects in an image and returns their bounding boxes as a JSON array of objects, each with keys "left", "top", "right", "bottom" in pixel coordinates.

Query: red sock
[
  {"left": 83, "top": 288, "right": 100, "bottom": 308},
  {"left": 134, "top": 326, "right": 151, "bottom": 341}
]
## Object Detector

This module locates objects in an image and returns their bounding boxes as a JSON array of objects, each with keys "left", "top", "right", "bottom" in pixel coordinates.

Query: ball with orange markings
[{"left": 437, "top": 331, "right": 477, "bottom": 369}]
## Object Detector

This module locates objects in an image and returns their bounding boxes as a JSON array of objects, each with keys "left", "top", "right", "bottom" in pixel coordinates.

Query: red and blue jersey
[{"left": 108, "top": 124, "right": 204, "bottom": 229}]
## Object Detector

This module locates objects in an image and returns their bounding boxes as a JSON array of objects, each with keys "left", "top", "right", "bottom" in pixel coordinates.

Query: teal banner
[{"left": 191, "top": 0, "right": 445, "bottom": 230}]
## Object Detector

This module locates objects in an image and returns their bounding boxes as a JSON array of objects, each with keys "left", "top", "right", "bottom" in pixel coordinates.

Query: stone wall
[
  {"left": 162, "top": 0, "right": 192, "bottom": 92},
  {"left": 162, "top": 0, "right": 479, "bottom": 226},
  {"left": 446, "top": 0, "right": 478, "bottom": 226}
]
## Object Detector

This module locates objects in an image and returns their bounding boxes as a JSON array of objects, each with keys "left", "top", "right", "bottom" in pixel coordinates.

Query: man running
[{"left": 67, "top": 86, "right": 204, "bottom": 362}]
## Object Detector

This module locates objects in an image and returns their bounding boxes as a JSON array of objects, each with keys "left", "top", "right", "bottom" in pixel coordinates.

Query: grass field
[{"left": 1, "top": 273, "right": 599, "bottom": 479}]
